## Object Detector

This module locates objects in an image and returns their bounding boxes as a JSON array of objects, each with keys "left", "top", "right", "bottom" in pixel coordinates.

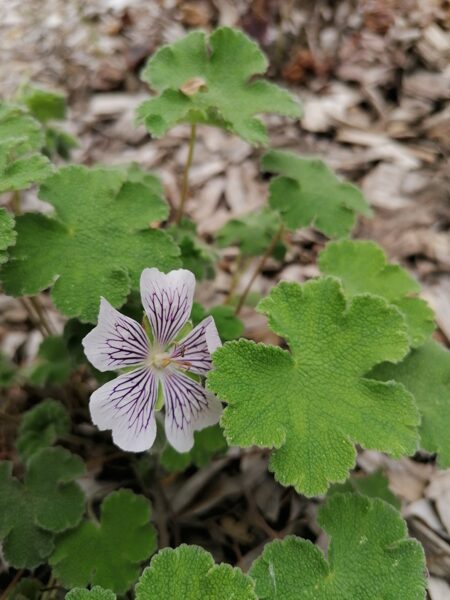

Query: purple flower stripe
[
  {"left": 104, "top": 367, "right": 157, "bottom": 435},
  {"left": 170, "top": 321, "right": 213, "bottom": 375},
  {"left": 163, "top": 371, "right": 209, "bottom": 433},
  {"left": 101, "top": 316, "right": 149, "bottom": 368},
  {"left": 145, "top": 283, "right": 190, "bottom": 345}
]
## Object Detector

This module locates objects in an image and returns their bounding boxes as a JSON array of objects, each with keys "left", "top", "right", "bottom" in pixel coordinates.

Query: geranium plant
[{"left": 2, "top": 26, "right": 447, "bottom": 599}]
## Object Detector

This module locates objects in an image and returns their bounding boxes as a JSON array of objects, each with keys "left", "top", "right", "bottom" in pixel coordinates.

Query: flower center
[{"left": 148, "top": 350, "right": 171, "bottom": 370}]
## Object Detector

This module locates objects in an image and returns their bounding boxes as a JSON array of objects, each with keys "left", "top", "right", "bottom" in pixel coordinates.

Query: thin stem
[
  {"left": 19, "top": 297, "right": 48, "bottom": 337},
  {"left": 224, "top": 253, "right": 248, "bottom": 305},
  {"left": 28, "top": 295, "right": 55, "bottom": 336},
  {"left": 234, "top": 224, "right": 285, "bottom": 315},
  {"left": 1, "top": 570, "right": 23, "bottom": 600},
  {"left": 176, "top": 123, "right": 197, "bottom": 224}
]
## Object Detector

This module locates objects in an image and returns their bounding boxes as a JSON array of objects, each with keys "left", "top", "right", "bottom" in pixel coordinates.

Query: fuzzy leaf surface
[
  {"left": 50, "top": 489, "right": 157, "bottom": 593},
  {"left": 135, "top": 544, "right": 256, "bottom": 599},
  {"left": 319, "top": 240, "right": 435, "bottom": 347},
  {"left": 0, "top": 102, "right": 52, "bottom": 192},
  {"left": 65, "top": 588, "right": 116, "bottom": 600},
  {"left": 328, "top": 471, "right": 400, "bottom": 509},
  {"left": 1, "top": 165, "right": 180, "bottom": 322},
  {"left": 17, "top": 399, "right": 70, "bottom": 461},
  {"left": 137, "top": 27, "right": 301, "bottom": 145},
  {"left": 261, "top": 150, "right": 371, "bottom": 238},
  {"left": 208, "top": 277, "right": 419, "bottom": 496},
  {"left": 373, "top": 339, "right": 450, "bottom": 467},
  {"left": 250, "top": 493, "right": 426, "bottom": 599},
  {"left": 0, "top": 208, "right": 16, "bottom": 264},
  {"left": 0, "top": 447, "right": 85, "bottom": 568}
]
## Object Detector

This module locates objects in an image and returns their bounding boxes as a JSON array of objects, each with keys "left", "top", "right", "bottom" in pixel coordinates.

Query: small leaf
[
  {"left": 8, "top": 577, "right": 42, "bottom": 600},
  {"left": 19, "top": 85, "right": 67, "bottom": 123},
  {"left": 192, "top": 303, "right": 244, "bottom": 342},
  {"left": 26, "top": 336, "right": 73, "bottom": 386},
  {"left": 372, "top": 339, "right": 450, "bottom": 468},
  {"left": 319, "top": 240, "right": 435, "bottom": 347},
  {"left": 168, "top": 219, "right": 216, "bottom": 280},
  {"left": 161, "top": 424, "right": 227, "bottom": 472},
  {"left": 328, "top": 470, "right": 401, "bottom": 509},
  {"left": 137, "top": 28, "right": 301, "bottom": 145},
  {"left": 0, "top": 102, "right": 52, "bottom": 193},
  {"left": 17, "top": 399, "right": 70, "bottom": 461},
  {"left": 0, "top": 208, "right": 16, "bottom": 265},
  {"left": 216, "top": 208, "right": 284, "bottom": 257},
  {"left": 261, "top": 150, "right": 371, "bottom": 238},
  {"left": 50, "top": 489, "right": 157, "bottom": 594},
  {"left": 250, "top": 493, "right": 426, "bottom": 599},
  {"left": 208, "top": 277, "right": 419, "bottom": 496},
  {"left": 2, "top": 165, "right": 180, "bottom": 322},
  {"left": 135, "top": 544, "right": 256, "bottom": 600},
  {"left": 65, "top": 587, "right": 116, "bottom": 600},
  {"left": 0, "top": 447, "right": 85, "bottom": 568}
]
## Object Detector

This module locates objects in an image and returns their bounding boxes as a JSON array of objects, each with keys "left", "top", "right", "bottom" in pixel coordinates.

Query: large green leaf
[
  {"left": 2, "top": 164, "right": 180, "bottom": 322},
  {"left": 137, "top": 28, "right": 301, "bottom": 145},
  {"left": 261, "top": 150, "right": 371, "bottom": 238},
  {"left": 208, "top": 278, "right": 419, "bottom": 496},
  {"left": 50, "top": 490, "right": 157, "bottom": 594},
  {"left": 250, "top": 493, "right": 426, "bottom": 599},
  {"left": 319, "top": 240, "right": 435, "bottom": 348},
  {"left": 135, "top": 544, "right": 256, "bottom": 600},
  {"left": 373, "top": 339, "right": 450, "bottom": 468},
  {"left": 0, "top": 448, "right": 85, "bottom": 568}
]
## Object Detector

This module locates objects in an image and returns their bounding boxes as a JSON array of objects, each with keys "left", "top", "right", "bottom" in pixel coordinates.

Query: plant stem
[
  {"left": 19, "top": 297, "right": 48, "bottom": 337},
  {"left": 28, "top": 295, "right": 55, "bottom": 336},
  {"left": 224, "top": 253, "right": 248, "bottom": 305},
  {"left": 176, "top": 123, "right": 197, "bottom": 224},
  {"left": 0, "top": 570, "right": 23, "bottom": 600},
  {"left": 234, "top": 223, "right": 285, "bottom": 315}
]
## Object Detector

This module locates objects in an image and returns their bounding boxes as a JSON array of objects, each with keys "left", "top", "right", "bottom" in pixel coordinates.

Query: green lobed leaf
[
  {"left": 208, "top": 277, "right": 420, "bottom": 496},
  {"left": 0, "top": 102, "right": 52, "bottom": 193},
  {"left": 328, "top": 470, "right": 400, "bottom": 509},
  {"left": 26, "top": 335, "right": 73, "bottom": 386},
  {"left": 135, "top": 544, "right": 256, "bottom": 600},
  {"left": 319, "top": 240, "right": 435, "bottom": 348},
  {"left": 0, "top": 207, "right": 16, "bottom": 265},
  {"left": 372, "top": 338, "right": 450, "bottom": 468},
  {"left": 50, "top": 489, "right": 157, "bottom": 594},
  {"left": 18, "top": 85, "right": 67, "bottom": 123},
  {"left": 216, "top": 208, "right": 284, "bottom": 258},
  {"left": 261, "top": 150, "right": 371, "bottom": 238},
  {"left": 1, "top": 164, "right": 180, "bottom": 322},
  {"left": 17, "top": 399, "right": 70, "bottom": 462},
  {"left": 65, "top": 587, "right": 116, "bottom": 600},
  {"left": 168, "top": 219, "right": 216, "bottom": 280},
  {"left": 160, "top": 424, "right": 227, "bottom": 472},
  {"left": 249, "top": 493, "right": 426, "bottom": 599},
  {"left": 192, "top": 302, "right": 244, "bottom": 342},
  {"left": 137, "top": 27, "right": 301, "bottom": 145},
  {"left": 0, "top": 447, "right": 85, "bottom": 568}
]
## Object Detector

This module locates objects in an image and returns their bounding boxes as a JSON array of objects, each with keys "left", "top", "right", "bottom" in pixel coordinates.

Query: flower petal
[
  {"left": 162, "top": 369, "right": 222, "bottom": 452},
  {"left": 90, "top": 367, "right": 158, "bottom": 452},
  {"left": 170, "top": 316, "right": 221, "bottom": 375},
  {"left": 140, "top": 268, "right": 195, "bottom": 346},
  {"left": 82, "top": 297, "right": 149, "bottom": 372}
]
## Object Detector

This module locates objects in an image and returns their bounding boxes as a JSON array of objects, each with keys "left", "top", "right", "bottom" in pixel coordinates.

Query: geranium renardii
[{"left": 82, "top": 268, "right": 222, "bottom": 453}]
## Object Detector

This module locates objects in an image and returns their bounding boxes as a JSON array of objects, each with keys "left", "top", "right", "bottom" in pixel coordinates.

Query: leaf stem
[
  {"left": 234, "top": 223, "right": 284, "bottom": 315},
  {"left": 224, "top": 253, "right": 249, "bottom": 305},
  {"left": 0, "top": 569, "right": 23, "bottom": 600},
  {"left": 19, "top": 297, "right": 48, "bottom": 337},
  {"left": 28, "top": 295, "right": 56, "bottom": 336},
  {"left": 176, "top": 123, "right": 197, "bottom": 224}
]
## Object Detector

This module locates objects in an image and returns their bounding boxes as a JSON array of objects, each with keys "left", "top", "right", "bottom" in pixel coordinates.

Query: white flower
[{"left": 82, "top": 268, "right": 222, "bottom": 453}]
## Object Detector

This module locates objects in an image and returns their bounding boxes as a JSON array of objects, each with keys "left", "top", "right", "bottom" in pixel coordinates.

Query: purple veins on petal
[
  {"left": 162, "top": 368, "right": 222, "bottom": 453},
  {"left": 140, "top": 268, "right": 195, "bottom": 346},
  {"left": 170, "top": 316, "right": 221, "bottom": 375},
  {"left": 89, "top": 367, "right": 159, "bottom": 452},
  {"left": 82, "top": 297, "right": 149, "bottom": 372}
]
